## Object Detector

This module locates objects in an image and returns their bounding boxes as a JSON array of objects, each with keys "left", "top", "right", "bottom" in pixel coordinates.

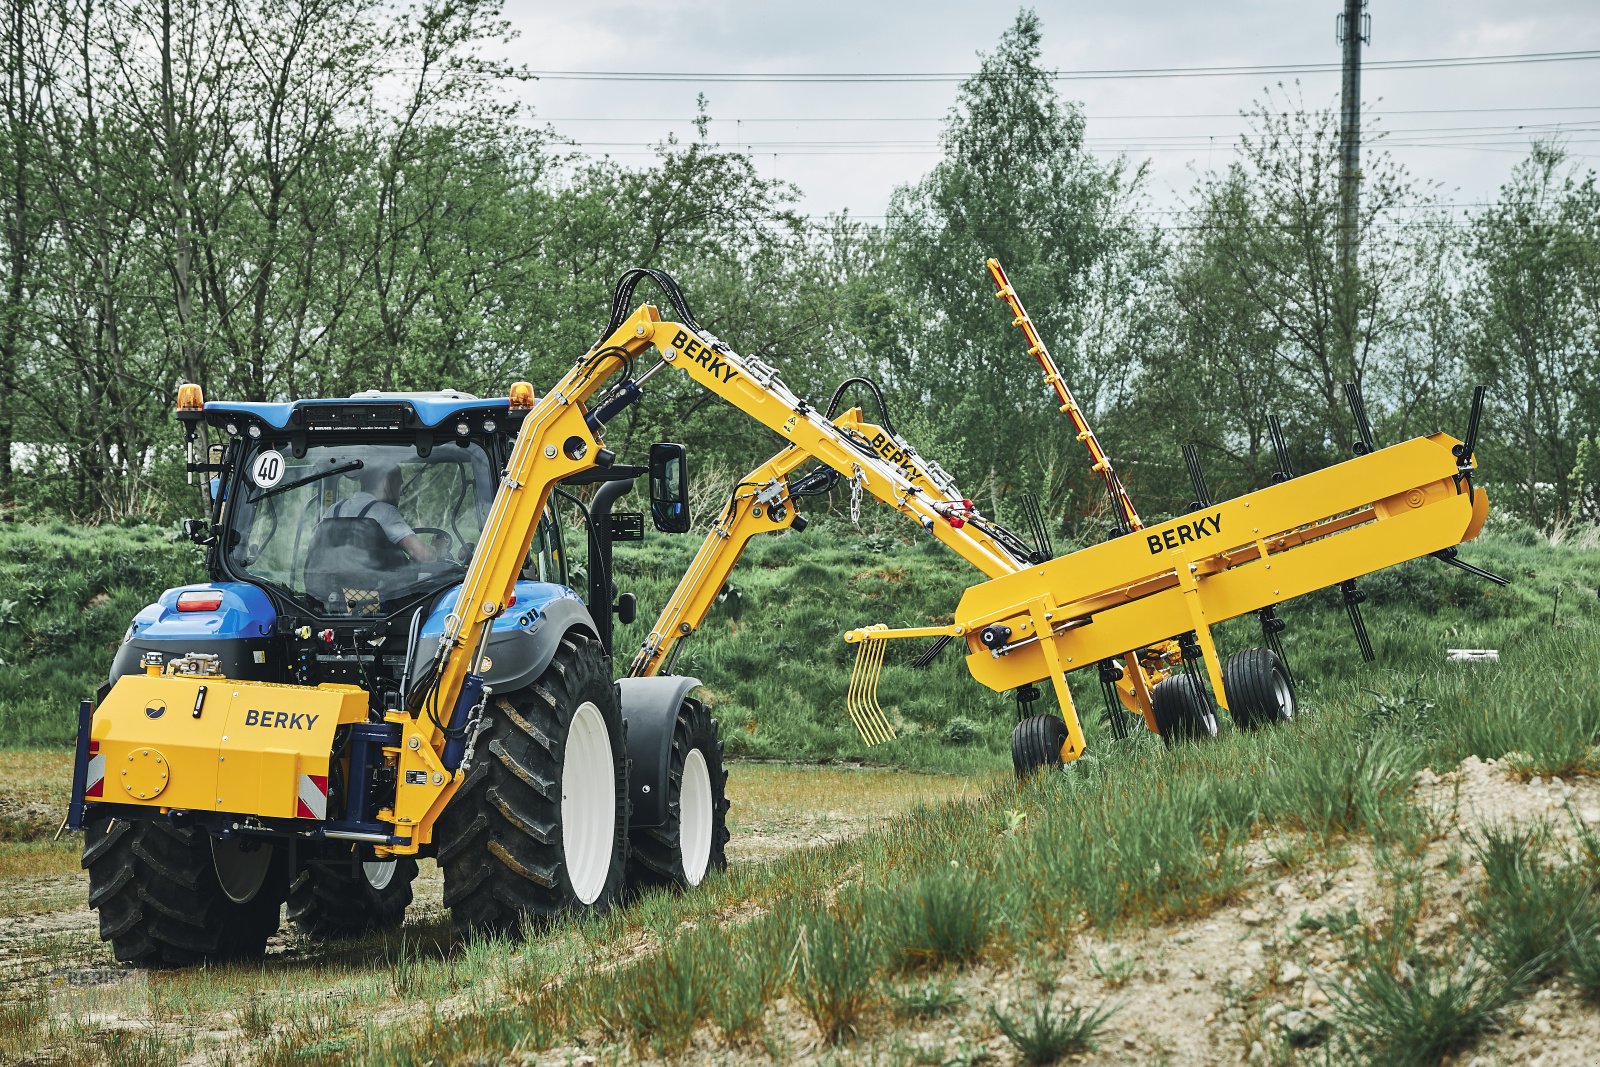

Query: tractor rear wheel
[
  {"left": 1151, "top": 673, "right": 1219, "bottom": 745},
  {"left": 287, "top": 851, "right": 417, "bottom": 939},
  {"left": 436, "top": 634, "right": 628, "bottom": 941},
  {"left": 83, "top": 819, "right": 286, "bottom": 966},
  {"left": 1222, "top": 648, "right": 1296, "bottom": 729},
  {"left": 627, "top": 699, "right": 729, "bottom": 892},
  {"left": 1011, "top": 715, "right": 1069, "bottom": 778}
]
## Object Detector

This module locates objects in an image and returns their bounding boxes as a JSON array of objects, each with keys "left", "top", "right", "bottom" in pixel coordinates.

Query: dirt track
[{"left": 0, "top": 755, "right": 974, "bottom": 1052}]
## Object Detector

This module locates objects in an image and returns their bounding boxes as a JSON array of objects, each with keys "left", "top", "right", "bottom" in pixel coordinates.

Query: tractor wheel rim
[
  {"left": 212, "top": 838, "right": 273, "bottom": 904},
  {"left": 1273, "top": 674, "right": 1296, "bottom": 720},
  {"left": 680, "top": 748, "right": 714, "bottom": 886},
  {"left": 363, "top": 859, "right": 397, "bottom": 891},
  {"left": 561, "top": 700, "right": 615, "bottom": 906}
]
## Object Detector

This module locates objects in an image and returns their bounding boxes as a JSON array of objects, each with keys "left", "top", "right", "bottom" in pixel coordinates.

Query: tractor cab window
[
  {"left": 530, "top": 507, "right": 566, "bottom": 586},
  {"left": 225, "top": 440, "right": 495, "bottom": 615}
]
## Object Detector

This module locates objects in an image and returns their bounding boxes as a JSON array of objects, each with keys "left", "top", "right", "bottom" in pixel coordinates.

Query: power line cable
[
  {"left": 532, "top": 106, "right": 1600, "bottom": 123},
  {"left": 513, "top": 49, "right": 1600, "bottom": 83}
]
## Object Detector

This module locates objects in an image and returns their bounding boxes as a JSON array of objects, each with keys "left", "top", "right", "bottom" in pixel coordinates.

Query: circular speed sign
[{"left": 250, "top": 450, "right": 285, "bottom": 489}]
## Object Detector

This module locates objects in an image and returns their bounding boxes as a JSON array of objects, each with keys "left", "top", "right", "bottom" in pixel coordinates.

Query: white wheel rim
[
  {"left": 1273, "top": 675, "right": 1296, "bottom": 720},
  {"left": 212, "top": 838, "right": 274, "bottom": 903},
  {"left": 679, "top": 748, "right": 714, "bottom": 886},
  {"left": 561, "top": 701, "right": 616, "bottom": 906},
  {"left": 363, "top": 859, "right": 397, "bottom": 891}
]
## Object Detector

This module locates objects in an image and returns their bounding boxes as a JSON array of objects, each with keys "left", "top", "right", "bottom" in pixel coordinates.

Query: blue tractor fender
[
  {"left": 616, "top": 675, "right": 703, "bottom": 829},
  {"left": 109, "top": 583, "right": 277, "bottom": 683},
  {"left": 416, "top": 581, "right": 601, "bottom": 696}
]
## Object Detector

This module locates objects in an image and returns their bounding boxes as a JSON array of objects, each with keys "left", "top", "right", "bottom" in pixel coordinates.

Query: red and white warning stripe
[
  {"left": 296, "top": 773, "right": 328, "bottom": 820},
  {"left": 85, "top": 741, "right": 105, "bottom": 799}
]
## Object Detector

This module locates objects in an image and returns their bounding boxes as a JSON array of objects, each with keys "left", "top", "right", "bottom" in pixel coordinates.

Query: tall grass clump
[
  {"left": 987, "top": 996, "right": 1117, "bottom": 1064},
  {"left": 794, "top": 896, "right": 881, "bottom": 1043},
  {"left": 883, "top": 865, "right": 995, "bottom": 971},
  {"left": 707, "top": 912, "right": 793, "bottom": 1042},
  {"left": 1470, "top": 824, "right": 1599, "bottom": 980},
  {"left": 617, "top": 930, "right": 725, "bottom": 1056},
  {"left": 1328, "top": 954, "right": 1516, "bottom": 1067}
]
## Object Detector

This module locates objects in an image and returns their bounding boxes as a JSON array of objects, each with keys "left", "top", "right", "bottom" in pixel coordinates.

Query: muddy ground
[{"left": 0, "top": 756, "right": 977, "bottom": 1055}]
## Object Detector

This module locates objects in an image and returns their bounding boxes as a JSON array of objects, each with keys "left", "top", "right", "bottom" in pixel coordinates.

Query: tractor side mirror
[
  {"left": 649, "top": 442, "right": 690, "bottom": 533},
  {"left": 615, "top": 591, "right": 637, "bottom": 626}
]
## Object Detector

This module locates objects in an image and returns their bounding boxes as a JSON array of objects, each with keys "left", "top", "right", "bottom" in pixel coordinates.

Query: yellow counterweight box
[{"left": 88, "top": 674, "right": 368, "bottom": 820}]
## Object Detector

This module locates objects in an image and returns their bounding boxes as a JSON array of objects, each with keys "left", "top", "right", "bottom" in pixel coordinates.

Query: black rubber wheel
[
  {"left": 1222, "top": 648, "right": 1296, "bottom": 729},
  {"left": 1151, "top": 672, "right": 1219, "bottom": 745},
  {"left": 1011, "top": 715, "right": 1069, "bottom": 778},
  {"left": 627, "top": 699, "right": 730, "bottom": 892},
  {"left": 83, "top": 818, "right": 286, "bottom": 966},
  {"left": 287, "top": 850, "right": 418, "bottom": 938},
  {"left": 435, "top": 634, "right": 628, "bottom": 941}
]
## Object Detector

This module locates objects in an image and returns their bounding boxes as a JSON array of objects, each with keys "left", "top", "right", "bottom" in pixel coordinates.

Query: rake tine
[
  {"left": 863, "top": 639, "right": 894, "bottom": 745},
  {"left": 845, "top": 636, "right": 896, "bottom": 746}
]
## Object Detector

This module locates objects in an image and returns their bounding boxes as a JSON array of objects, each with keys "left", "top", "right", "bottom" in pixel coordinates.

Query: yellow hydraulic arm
[
  {"left": 625, "top": 440, "right": 809, "bottom": 680},
  {"left": 627, "top": 407, "right": 1036, "bottom": 681},
  {"left": 385, "top": 271, "right": 1038, "bottom": 851}
]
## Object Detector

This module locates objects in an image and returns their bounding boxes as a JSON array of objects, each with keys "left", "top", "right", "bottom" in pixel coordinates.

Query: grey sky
[{"left": 492, "top": 1, "right": 1599, "bottom": 220}]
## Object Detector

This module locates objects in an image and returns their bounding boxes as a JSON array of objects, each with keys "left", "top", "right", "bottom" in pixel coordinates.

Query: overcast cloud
[{"left": 489, "top": 1, "right": 1599, "bottom": 220}]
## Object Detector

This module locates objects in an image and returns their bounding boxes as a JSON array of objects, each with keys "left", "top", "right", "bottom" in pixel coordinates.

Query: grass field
[{"left": 0, "top": 519, "right": 1598, "bottom": 1063}]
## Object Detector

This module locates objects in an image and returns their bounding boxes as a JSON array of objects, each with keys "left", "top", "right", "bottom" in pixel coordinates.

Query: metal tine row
[{"left": 846, "top": 633, "right": 897, "bottom": 746}]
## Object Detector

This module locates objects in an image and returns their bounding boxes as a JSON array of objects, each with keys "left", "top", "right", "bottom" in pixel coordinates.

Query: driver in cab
[{"left": 327, "top": 463, "right": 438, "bottom": 562}]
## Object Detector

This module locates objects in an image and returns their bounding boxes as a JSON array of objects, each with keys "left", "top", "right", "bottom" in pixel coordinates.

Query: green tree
[
  {"left": 1135, "top": 90, "right": 1464, "bottom": 517},
  {"left": 1464, "top": 142, "right": 1600, "bottom": 526},
  {"left": 885, "top": 8, "right": 1158, "bottom": 526}
]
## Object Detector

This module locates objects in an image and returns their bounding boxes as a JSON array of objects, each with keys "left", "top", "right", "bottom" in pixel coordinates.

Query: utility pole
[
  {"left": 1334, "top": 0, "right": 1370, "bottom": 445},
  {"left": 1336, "top": 1, "right": 1370, "bottom": 313}
]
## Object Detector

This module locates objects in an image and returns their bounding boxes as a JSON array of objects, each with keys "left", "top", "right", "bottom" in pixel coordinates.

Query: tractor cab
[
  {"left": 221, "top": 436, "right": 506, "bottom": 619},
  {"left": 108, "top": 386, "right": 661, "bottom": 717},
  {"left": 196, "top": 389, "right": 538, "bottom": 625}
]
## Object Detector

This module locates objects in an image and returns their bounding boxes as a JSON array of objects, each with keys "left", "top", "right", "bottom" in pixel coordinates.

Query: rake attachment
[{"left": 845, "top": 626, "right": 897, "bottom": 746}]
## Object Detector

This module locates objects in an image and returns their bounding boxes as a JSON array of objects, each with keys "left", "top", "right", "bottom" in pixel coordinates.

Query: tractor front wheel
[
  {"left": 1011, "top": 715, "right": 1069, "bottom": 778},
  {"left": 627, "top": 699, "right": 729, "bottom": 892},
  {"left": 83, "top": 819, "right": 286, "bottom": 966},
  {"left": 436, "top": 634, "right": 628, "bottom": 941},
  {"left": 1151, "top": 673, "right": 1219, "bottom": 745},
  {"left": 287, "top": 851, "right": 417, "bottom": 939}
]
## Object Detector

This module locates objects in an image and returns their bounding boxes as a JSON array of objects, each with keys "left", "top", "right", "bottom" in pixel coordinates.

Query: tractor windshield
[{"left": 224, "top": 440, "right": 496, "bottom": 616}]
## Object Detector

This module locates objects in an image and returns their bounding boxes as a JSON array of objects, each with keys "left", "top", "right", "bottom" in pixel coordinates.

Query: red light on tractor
[{"left": 176, "top": 590, "right": 224, "bottom": 612}]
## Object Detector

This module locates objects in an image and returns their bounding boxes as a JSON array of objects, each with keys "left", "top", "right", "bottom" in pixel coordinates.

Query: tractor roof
[{"left": 202, "top": 391, "right": 514, "bottom": 431}]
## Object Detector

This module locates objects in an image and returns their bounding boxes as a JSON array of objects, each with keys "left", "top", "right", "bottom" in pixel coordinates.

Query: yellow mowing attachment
[{"left": 844, "top": 625, "right": 896, "bottom": 746}]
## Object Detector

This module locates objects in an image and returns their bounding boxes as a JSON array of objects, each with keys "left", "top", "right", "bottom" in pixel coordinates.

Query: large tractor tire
[
  {"left": 436, "top": 634, "right": 628, "bottom": 941},
  {"left": 1151, "top": 672, "right": 1219, "bottom": 745},
  {"left": 83, "top": 819, "right": 286, "bottom": 966},
  {"left": 287, "top": 851, "right": 418, "bottom": 939},
  {"left": 1011, "top": 715, "right": 1069, "bottom": 778},
  {"left": 627, "top": 699, "right": 729, "bottom": 892},
  {"left": 1222, "top": 648, "right": 1297, "bottom": 729}
]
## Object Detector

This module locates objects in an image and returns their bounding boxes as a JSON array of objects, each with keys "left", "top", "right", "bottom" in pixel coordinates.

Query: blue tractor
[{"left": 75, "top": 384, "right": 728, "bottom": 963}]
